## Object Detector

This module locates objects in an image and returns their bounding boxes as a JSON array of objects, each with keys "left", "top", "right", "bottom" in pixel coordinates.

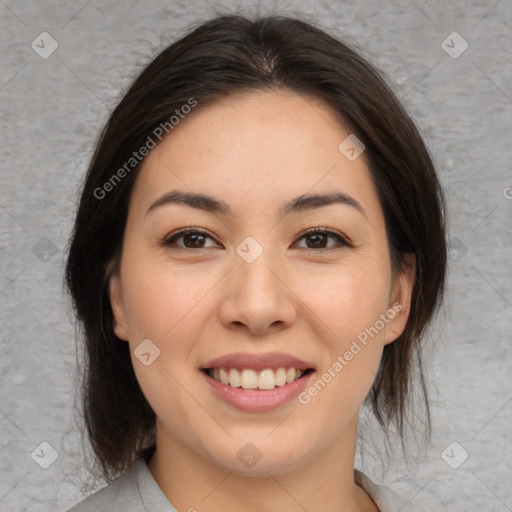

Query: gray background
[{"left": 1, "top": 0, "right": 511, "bottom": 510}]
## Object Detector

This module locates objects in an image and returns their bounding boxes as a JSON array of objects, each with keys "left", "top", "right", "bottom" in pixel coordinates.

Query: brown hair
[{"left": 65, "top": 14, "right": 447, "bottom": 482}]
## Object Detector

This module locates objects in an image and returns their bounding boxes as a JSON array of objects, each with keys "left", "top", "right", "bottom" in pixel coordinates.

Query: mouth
[
  {"left": 202, "top": 367, "right": 314, "bottom": 391},
  {"left": 200, "top": 352, "right": 315, "bottom": 412}
]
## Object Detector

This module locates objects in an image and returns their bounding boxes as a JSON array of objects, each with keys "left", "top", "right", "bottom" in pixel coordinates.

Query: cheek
[
  {"left": 120, "top": 257, "right": 222, "bottom": 405},
  {"left": 120, "top": 257, "right": 220, "bottom": 342},
  {"left": 300, "top": 260, "right": 392, "bottom": 406},
  {"left": 120, "top": 259, "right": 215, "bottom": 431},
  {"left": 300, "top": 259, "right": 392, "bottom": 342}
]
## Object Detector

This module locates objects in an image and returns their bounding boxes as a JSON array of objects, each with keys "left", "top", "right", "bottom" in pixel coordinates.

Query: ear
[
  {"left": 384, "top": 253, "right": 416, "bottom": 346},
  {"left": 108, "top": 273, "right": 130, "bottom": 341}
]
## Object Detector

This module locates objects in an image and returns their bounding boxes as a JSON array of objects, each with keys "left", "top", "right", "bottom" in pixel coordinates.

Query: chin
[{"left": 200, "top": 436, "right": 315, "bottom": 478}]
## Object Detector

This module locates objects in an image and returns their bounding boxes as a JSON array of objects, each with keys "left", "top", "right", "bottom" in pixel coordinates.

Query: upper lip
[{"left": 202, "top": 352, "right": 315, "bottom": 371}]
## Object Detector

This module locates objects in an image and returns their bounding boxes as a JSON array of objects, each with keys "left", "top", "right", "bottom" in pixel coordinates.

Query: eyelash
[{"left": 162, "top": 227, "right": 352, "bottom": 252}]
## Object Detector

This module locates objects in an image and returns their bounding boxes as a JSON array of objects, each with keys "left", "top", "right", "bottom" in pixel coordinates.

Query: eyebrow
[{"left": 146, "top": 190, "right": 366, "bottom": 218}]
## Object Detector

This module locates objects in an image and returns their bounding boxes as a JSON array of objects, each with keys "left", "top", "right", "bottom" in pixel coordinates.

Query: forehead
[{"left": 130, "top": 89, "right": 381, "bottom": 221}]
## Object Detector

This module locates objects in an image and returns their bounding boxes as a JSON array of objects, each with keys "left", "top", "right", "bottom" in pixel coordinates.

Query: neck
[{"left": 148, "top": 418, "right": 378, "bottom": 512}]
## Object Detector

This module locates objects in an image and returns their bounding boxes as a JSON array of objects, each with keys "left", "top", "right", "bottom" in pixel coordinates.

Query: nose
[{"left": 218, "top": 249, "right": 298, "bottom": 337}]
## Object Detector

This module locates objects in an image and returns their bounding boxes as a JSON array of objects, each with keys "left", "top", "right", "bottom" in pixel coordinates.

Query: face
[{"left": 109, "top": 90, "right": 414, "bottom": 476}]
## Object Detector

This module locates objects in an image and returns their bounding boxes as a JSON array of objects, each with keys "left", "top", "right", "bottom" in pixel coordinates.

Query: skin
[{"left": 109, "top": 89, "right": 415, "bottom": 512}]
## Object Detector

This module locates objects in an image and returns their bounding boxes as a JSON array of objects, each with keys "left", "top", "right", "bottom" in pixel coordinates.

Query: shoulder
[
  {"left": 67, "top": 461, "right": 427, "bottom": 512},
  {"left": 355, "top": 470, "right": 429, "bottom": 512},
  {"left": 66, "top": 461, "right": 141, "bottom": 511},
  {"left": 66, "top": 459, "right": 176, "bottom": 512}
]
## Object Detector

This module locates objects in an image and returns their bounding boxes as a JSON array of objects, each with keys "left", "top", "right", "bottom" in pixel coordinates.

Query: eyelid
[
  {"left": 293, "top": 227, "right": 353, "bottom": 250},
  {"left": 162, "top": 228, "right": 222, "bottom": 248}
]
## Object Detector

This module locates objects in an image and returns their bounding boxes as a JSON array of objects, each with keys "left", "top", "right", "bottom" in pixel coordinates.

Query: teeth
[
  {"left": 219, "top": 368, "right": 229, "bottom": 385},
  {"left": 229, "top": 368, "right": 241, "bottom": 388},
  {"left": 275, "top": 367, "right": 287, "bottom": 387},
  {"left": 258, "top": 369, "right": 275, "bottom": 390},
  {"left": 240, "top": 369, "right": 258, "bottom": 389},
  {"left": 209, "top": 367, "right": 307, "bottom": 390}
]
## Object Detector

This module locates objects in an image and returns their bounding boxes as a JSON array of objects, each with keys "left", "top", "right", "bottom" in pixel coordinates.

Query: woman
[{"left": 65, "top": 14, "right": 446, "bottom": 512}]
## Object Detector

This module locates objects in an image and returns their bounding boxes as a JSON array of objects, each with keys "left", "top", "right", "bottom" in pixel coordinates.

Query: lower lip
[{"left": 202, "top": 371, "right": 314, "bottom": 412}]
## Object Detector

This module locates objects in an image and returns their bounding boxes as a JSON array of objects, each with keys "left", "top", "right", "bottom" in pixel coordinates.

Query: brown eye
[
  {"left": 305, "top": 232, "right": 329, "bottom": 248},
  {"left": 163, "top": 229, "right": 220, "bottom": 249},
  {"left": 182, "top": 233, "right": 207, "bottom": 248},
  {"left": 295, "top": 228, "right": 351, "bottom": 250}
]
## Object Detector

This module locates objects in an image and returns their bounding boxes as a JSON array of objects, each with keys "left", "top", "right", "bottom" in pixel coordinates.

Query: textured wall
[{"left": 0, "top": 1, "right": 511, "bottom": 511}]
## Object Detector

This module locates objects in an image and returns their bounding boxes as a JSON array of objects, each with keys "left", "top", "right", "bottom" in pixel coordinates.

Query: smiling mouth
[{"left": 203, "top": 367, "right": 314, "bottom": 391}]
